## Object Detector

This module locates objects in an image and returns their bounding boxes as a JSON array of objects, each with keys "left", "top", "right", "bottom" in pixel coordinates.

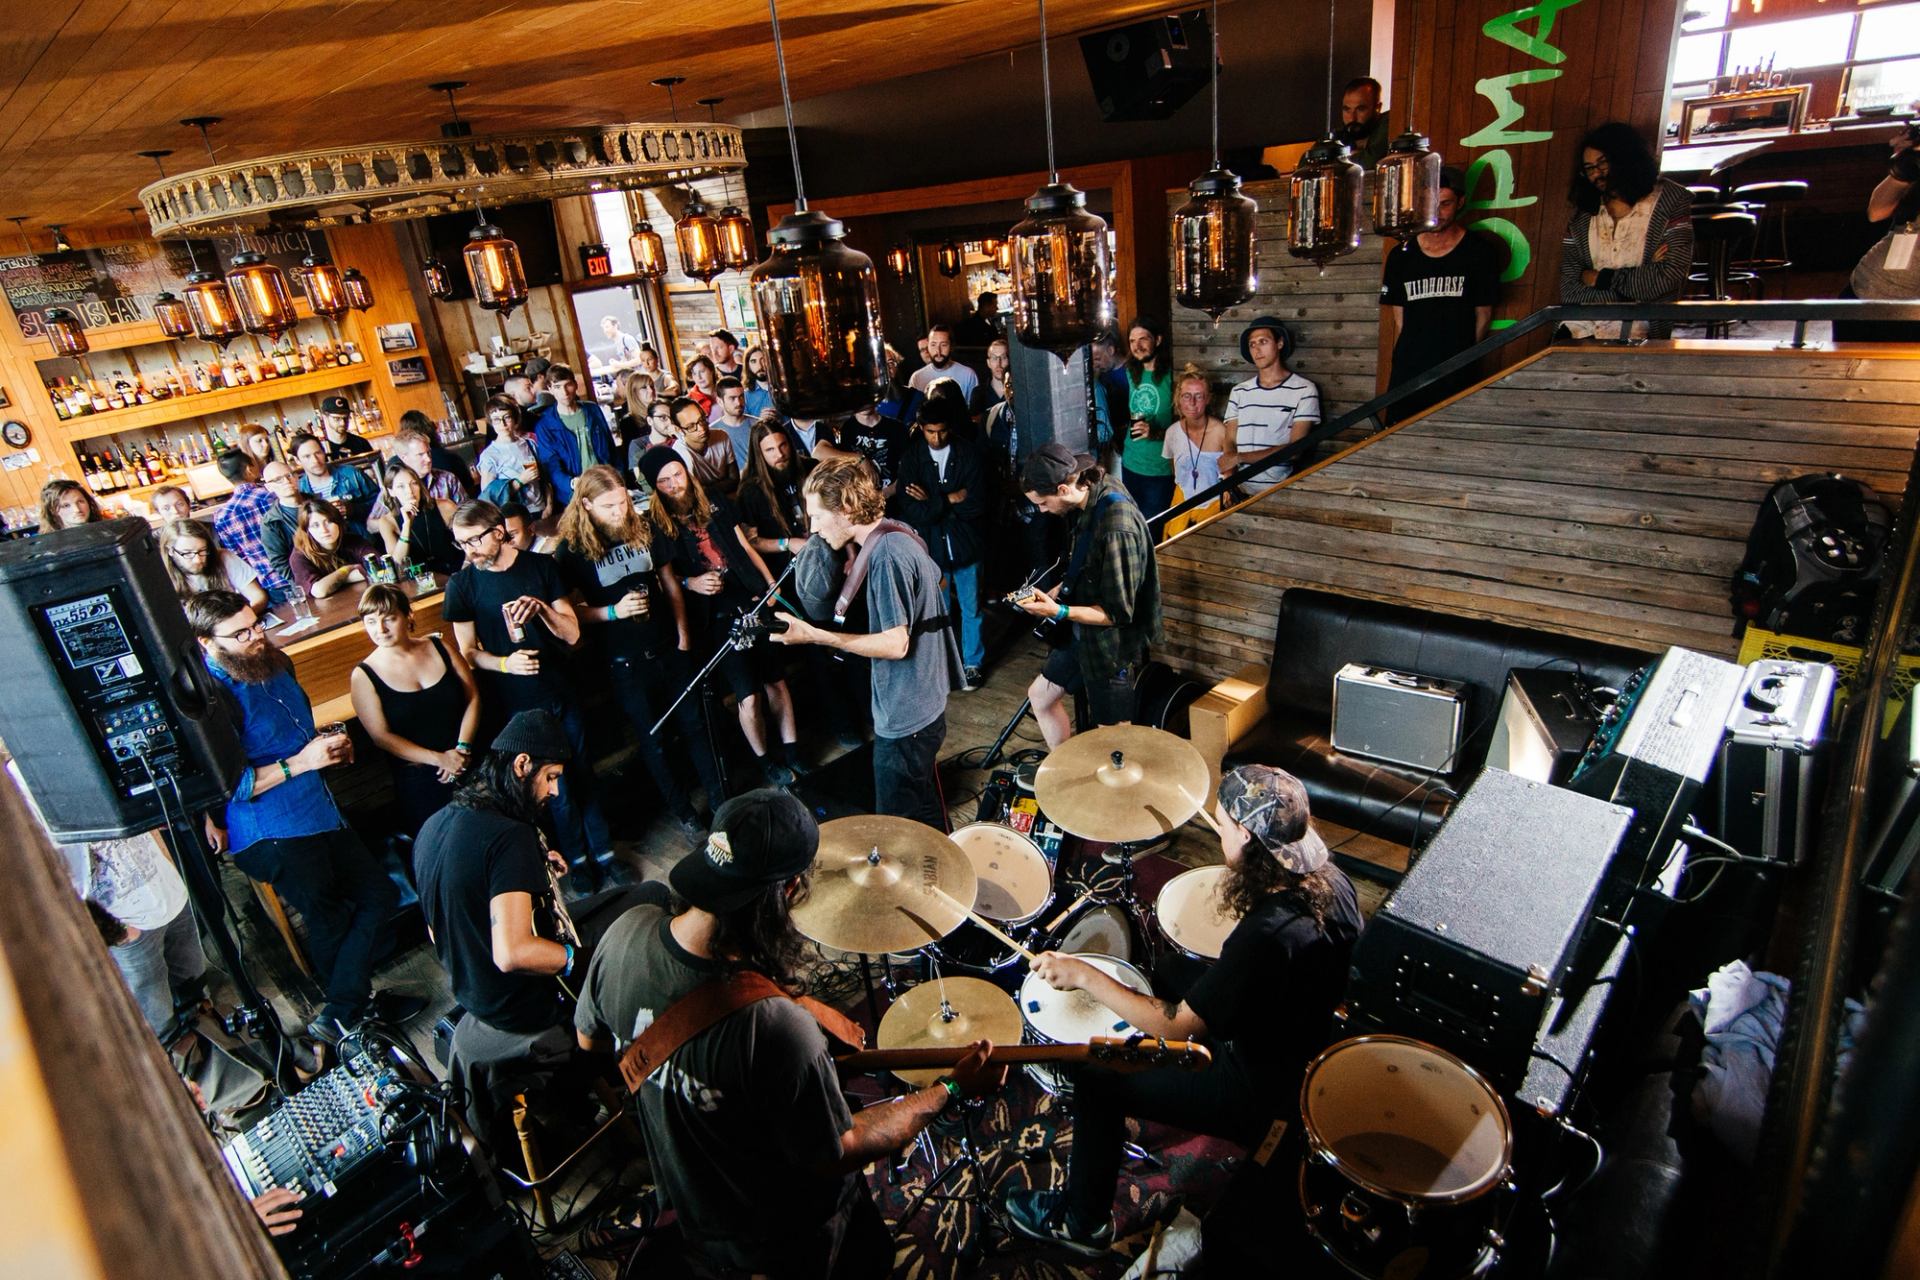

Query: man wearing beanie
[
  {"left": 1013, "top": 443, "right": 1163, "bottom": 747},
  {"left": 576, "top": 790, "right": 1003, "bottom": 1277},
  {"left": 1006, "top": 765, "right": 1363, "bottom": 1256}
]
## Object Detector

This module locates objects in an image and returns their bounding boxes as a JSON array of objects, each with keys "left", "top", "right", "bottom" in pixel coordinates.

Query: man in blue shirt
[
  {"left": 190, "top": 590, "right": 419, "bottom": 1045},
  {"left": 531, "top": 363, "right": 616, "bottom": 507}
]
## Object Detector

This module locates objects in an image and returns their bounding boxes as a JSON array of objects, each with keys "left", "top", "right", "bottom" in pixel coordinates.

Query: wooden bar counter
[{"left": 277, "top": 574, "right": 446, "bottom": 725}]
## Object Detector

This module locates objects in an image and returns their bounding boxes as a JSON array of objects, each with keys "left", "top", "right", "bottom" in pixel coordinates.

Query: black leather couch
[{"left": 1223, "top": 590, "right": 1647, "bottom": 854}]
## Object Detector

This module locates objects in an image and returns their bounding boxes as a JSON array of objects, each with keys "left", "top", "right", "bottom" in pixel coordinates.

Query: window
[
  {"left": 1859, "top": 4, "right": 1920, "bottom": 60},
  {"left": 1674, "top": 33, "right": 1725, "bottom": 84},
  {"left": 591, "top": 192, "right": 636, "bottom": 277},
  {"left": 1681, "top": 0, "right": 1730, "bottom": 34},
  {"left": 1724, "top": 13, "right": 1854, "bottom": 72},
  {"left": 1848, "top": 56, "right": 1920, "bottom": 112}
]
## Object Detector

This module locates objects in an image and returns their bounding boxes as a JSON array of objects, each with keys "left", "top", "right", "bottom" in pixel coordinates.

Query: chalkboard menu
[{"left": 1, "top": 230, "right": 332, "bottom": 341}]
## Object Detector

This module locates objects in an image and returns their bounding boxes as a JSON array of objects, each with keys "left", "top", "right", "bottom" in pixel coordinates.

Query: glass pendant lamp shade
[
  {"left": 717, "top": 205, "right": 756, "bottom": 271},
  {"left": 1373, "top": 132, "right": 1444, "bottom": 239},
  {"left": 421, "top": 257, "right": 456, "bottom": 301},
  {"left": 994, "top": 239, "right": 1014, "bottom": 273},
  {"left": 937, "top": 240, "right": 963, "bottom": 278},
  {"left": 183, "top": 269, "right": 245, "bottom": 347},
  {"left": 301, "top": 257, "right": 350, "bottom": 320},
  {"left": 340, "top": 268, "right": 375, "bottom": 312},
  {"left": 464, "top": 224, "right": 528, "bottom": 317},
  {"left": 886, "top": 243, "right": 913, "bottom": 278},
  {"left": 1008, "top": 182, "right": 1112, "bottom": 355},
  {"left": 227, "top": 252, "right": 299, "bottom": 338},
  {"left": 1288, "top": 137, "right": 1365, "bottom": 266},
  {"left": 675, "top": 193, "right": 724, "bottom": 283},
  {"left": 749, "top": 210, "right": 888, "bottom": 419},
  {"left": 152, "top": 292, "right": 194, "bottom": 338},
  {"left": 629, "top": 223, "right": 668, "bottom": 279},
  {"left": 44, "top": 308, "right": 88, "bottom": 356},
  {"left": 1172, "top": 168, "right": 1258, "bottom": 320}
]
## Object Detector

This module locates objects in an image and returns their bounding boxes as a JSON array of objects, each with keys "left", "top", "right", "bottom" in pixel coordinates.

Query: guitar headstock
[
  {"left": 1087, "top": 1036, "right": 1214, "bottom": 1072},
  {"left": 1005, "top": 585, "right": 1039, "bottom": 605}
]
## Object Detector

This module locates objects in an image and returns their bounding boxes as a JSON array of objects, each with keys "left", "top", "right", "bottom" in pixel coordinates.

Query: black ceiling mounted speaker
[{"left": 1079, "top": 10, "right": 1213, "bottom": 122}]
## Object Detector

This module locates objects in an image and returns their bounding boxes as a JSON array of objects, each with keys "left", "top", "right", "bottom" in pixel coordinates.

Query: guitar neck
[{"left": 835, "top": 1039, "right": 1210, "bottom": 1073}]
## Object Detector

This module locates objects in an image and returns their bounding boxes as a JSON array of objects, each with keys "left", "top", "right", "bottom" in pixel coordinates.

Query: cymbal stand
[{"left": 889, "top": 986, "right": 1012, "bottom": 1258}]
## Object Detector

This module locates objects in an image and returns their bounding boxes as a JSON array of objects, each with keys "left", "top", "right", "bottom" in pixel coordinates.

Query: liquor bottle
[
  {"left": 345, "top": 339, "right": 365, "bottom": 364},
  {"left": 79, "top": 452, "right": 101, "bottom": 494},
  {"left": 146, "top": 441, "right": 165, "bottom": 480},
  {"left": 47, "top": 380, "right": 70, "bottom": 421},
  {"left": 133, "top": 373, "right": 153, "bottom": 405},
  {"left": 88, "top": 379, "right": 109, "bottom": 414}
]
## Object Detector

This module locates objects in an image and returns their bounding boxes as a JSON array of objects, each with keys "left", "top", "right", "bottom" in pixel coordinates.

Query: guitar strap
[
  {"left": 831, "top": 519, "right": 925, "bottom": 622},
  {"left": 616, "top": 970, "right": 867, "bottom": 1095}
]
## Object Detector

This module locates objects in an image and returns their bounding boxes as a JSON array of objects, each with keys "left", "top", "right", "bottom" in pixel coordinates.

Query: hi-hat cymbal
[
  {"left": 1034, "top": 723, "right": 1212, "bottom": 843},
  {"left": 878, "top": 977, "right": 1023, "bottom": 1087},
  {"left": 792, "top": 816, "right": 978, "bottom": 956}
]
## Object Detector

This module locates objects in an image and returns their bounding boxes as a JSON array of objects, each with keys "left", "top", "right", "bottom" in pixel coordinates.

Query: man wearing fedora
[{"left": 1221, "top": 318, "right": 1321, "bottom": 499}]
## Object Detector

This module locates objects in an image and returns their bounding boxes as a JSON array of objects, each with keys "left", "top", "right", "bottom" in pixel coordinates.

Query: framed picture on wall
[
  {"left": 376, "top": 322, "right": 418, "bottom": 353},
  {"left": 718, "top": 283, "right": 758, "bottom": 341},
  {"left": 387, "top": 356, "right": 429, "bottom": 386}
]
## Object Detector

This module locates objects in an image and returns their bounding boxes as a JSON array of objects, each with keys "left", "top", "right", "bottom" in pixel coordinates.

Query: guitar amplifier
[
  {"left": 1486, "top": 668, "right": 1603, "bottom": 785},
  {"left": 1331, "top": 664, "right": 1466, "bottom": 773},
  {"left": 1712, "top": 659, "right": 1836, "bottom": 866},
  {"left": 1346, "top": 768, "right": 1631, "bottom": 1090}
]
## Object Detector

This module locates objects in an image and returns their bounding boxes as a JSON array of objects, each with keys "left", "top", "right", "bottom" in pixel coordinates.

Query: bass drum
[
  {"left": 1133, "top": 660, "right": 1209, "bottom": 736},
  {"left": 1298, "top": 1036, "right": 1514, "bottom": 1280}
]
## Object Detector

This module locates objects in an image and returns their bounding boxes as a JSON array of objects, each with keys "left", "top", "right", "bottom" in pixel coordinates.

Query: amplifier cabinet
[
  {"left": 1346, "top": 768, "right": 1631, "bottom": 1090},
  {"left": 1713, "top": 659, "right": 1836, "bottom": 866},
  {"left": 1330, "top": 663, "right": 1466, "bottom": 773}
]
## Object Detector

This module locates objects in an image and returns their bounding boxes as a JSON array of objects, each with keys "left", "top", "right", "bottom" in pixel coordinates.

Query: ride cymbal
[
  {"left": 1034, "top": 723, "right": 1211, "bottom": 843},
  {"left": 792, "top": 816, "right": 978, "bottom": 955}
]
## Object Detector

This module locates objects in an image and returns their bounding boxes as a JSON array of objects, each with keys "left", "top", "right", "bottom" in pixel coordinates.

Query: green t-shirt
[
  {"left": 1121, "top": 365, "right": 1174, "bottom": 476},
  {"left": 559, "top": 408, "right": 595, "bottom": 469}
]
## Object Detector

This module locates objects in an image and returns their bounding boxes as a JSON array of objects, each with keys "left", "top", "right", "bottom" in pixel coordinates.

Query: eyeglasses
[
  {"left": 1580, "top": 160, "right": 1609, "bottom": 176},
  {"left": 263, "top": 472, "right": 295, "bottom": 485},
  {"left": 213, "top": 622, "right": 264, "bottom": 643},
  {"left": 455, "top": 525, "right": 504, "bottom": 550}
]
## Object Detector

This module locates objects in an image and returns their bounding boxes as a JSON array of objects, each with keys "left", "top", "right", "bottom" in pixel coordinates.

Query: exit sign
[{"left": 579, "top": 243, "right": 612, "bottom": 277}]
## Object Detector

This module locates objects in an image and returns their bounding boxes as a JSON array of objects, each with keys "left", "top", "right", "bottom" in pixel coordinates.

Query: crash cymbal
[
  {"left": 792, "top": 816, "right": 978, "bottom": 956},
  {"left": 878, "top": 977, "right": 1023, "bottom": 1087},
  {"left": 1034, "top": 723, "right": 1211, "bottom": 843}
]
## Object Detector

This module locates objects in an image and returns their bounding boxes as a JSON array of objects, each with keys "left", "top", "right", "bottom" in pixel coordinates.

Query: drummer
[{"left": 1004, "top": 765, "right": 1363, "bottom": 1257}]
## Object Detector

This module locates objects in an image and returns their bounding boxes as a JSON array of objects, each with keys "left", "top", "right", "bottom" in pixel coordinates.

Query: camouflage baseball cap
[{"left": 1217, "top": 765, "right": 1328, "bottom": 874}]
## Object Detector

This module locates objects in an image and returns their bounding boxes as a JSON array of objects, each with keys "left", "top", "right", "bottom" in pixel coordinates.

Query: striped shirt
[{"left": 1225, "top": 373, "right": 1321, "bottom": 495}]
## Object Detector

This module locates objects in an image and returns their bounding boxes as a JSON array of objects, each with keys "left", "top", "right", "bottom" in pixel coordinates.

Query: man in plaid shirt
[
  {"left": 1014, "top": 443, "right": 1163, "bottom": 747},
  {"left": 212, "top": 450, "right": 292, "bottom": 598}
]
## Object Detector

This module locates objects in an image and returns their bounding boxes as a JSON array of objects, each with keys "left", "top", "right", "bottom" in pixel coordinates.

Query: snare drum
[
  {"left": 1049, "top": 901, "right": 1137, "bottom": 963},
  {"left": 1017, "top": 954, "right": 1154, "bottom": 1099},
  {"left": 1298, "top": 1036, "right": 1514, "bottom": 1279},
  {"left": 1155, "top": 864, "right": 1238, "bottom": 961},
  {"left": 929, "top": 824, "right": 1055, "bottom": 977}
]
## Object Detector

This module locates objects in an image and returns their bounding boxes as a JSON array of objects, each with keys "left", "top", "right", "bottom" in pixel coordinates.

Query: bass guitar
[
  {"left": 833, "top": 1035, "right": 1211, "bottom": 1076},
  {"left": 1000, "top": 583, "right": 1072, "bottom": 649}
]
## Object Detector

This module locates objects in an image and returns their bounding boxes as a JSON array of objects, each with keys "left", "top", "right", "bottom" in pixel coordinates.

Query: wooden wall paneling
[
  {"left": 324, "top": 222, "right": 446, "bottom": 431},
  {"left": 1154, "top": 345, "right": 1920, "bottom": 681}
]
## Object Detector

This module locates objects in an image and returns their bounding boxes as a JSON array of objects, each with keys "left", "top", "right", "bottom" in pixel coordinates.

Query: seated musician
[
  {"left": 1005, "top": 765, "right": 1363, "bottom": 1256},
  {"left": 413, "top": 709, "right": 656, "bottom": 1147},
  {"left": 574, "top": 790, "right": 1004, "bottom": 1280}
]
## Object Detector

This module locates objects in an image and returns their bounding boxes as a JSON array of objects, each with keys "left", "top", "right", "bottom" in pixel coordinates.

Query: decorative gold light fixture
[
  {"left": 340, "top": 268, "right": 375, "bottom": 311},
  {"left": 183, "top": 268, "right": 245, "bottom": 347},
  {"left": 887, "top": 243, "right": 914, "bottom": 278},
  {"left": 747, "top": 0, "right": 888, "bottom": 417},
  {"left": 226, "top": 251, "right": 299, "bottom": 337},
  {"left": 44, "top": 308, "right": 88, "bottom": 356},
  {"left": 700, "top": 96, "right": 758, "bottom": 271},
  {"left": 1007, "top": 0, "right": 1112, "bottom": 355},
  {"left": 1289, "top": 0, "right": 1364, "bottom": 267},
  {"left": 675, "top": 189, "right": 725, "bottom": 283},
  {"left": 937, "top": 240, "right": 964, "bottom": 277},
  {"left": 301, "top": 255, "right": 350, "bottom": 320},
  {"left": 994, "top": 239, "right": 1014, "bottom": 273},
  {"left": 421, "top": 257, "right": 456, "bottom": 300},
  {"left": 1173, "top": 0, "right": 1258, "bottom": 319},
  {"left": 463, "top": 208, "right": 528, "bottom": 318}
]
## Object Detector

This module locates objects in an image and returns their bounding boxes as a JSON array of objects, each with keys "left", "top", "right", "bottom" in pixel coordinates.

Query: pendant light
[
  {"left": 994, "top": 239, "right": 1014, "bottom": 273},
  {"left": 626, "top": 192, "right": 668, "bottom": 281},
  {"left": 1173, "top": 0, "right": 1258, "bottom": 319},
  {"left": 700, "top": 97, "right": 758, "bottom": 271},
  {"left": 421, "top": 257, "right": 456, "bottom": 301},
  {"left": 44, "top": 308, "right": 88, "bottom": 356},
  {"left": 227, "top": 251, "right": 299, "bottom": 337},
  {"left": 1288, "top": 0, "right": 1364, "bottom": 268},
  {"left": 153, "top": 291, "right": 194, "bottom": 338},
  {"left": 1006, "top": 0, "right": 1112, "bottom": 356},
  {"left": 463, "top": 205, "right": 529, "bottom": 318},
  {"left": 747, "top": 0, "right": 888, "bottom": 418},
  {"left": 301, "top": 255, "right": 350, "bottom": 321},
  {"left": 937, "top": 240, "right": 964, "bottom": 278},
  {"left": 182, "top": 242, "right": 245, "bottom": 349},
  {"left": 340, "top": 267, "right": 375, "bottom": 312},
  {"left": 654, "top": 76, "right": 723, "bottom": 283},
  {"left": 887, "top": 243, "right": 914, "bottom": 279},
  {"left": 1371, "top": 1, "right": 1443, "bottom": 238}
]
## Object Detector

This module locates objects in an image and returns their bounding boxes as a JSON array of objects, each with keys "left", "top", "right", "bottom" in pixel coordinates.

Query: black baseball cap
[
  {"left": 670, "top": 789, "right": 819, "bottom": 912},
  {"left": 319, "top": 395, "right": 351, "bottom": 416},
  {"left": 1018, "top": 442, "right": 1090, "bottom": 494},
  {"left": 524, "top": 355, "right": 552, "bottom": 379}
]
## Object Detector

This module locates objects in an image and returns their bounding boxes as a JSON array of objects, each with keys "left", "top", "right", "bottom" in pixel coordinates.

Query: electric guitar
[
  {"left": 833, "top": 1035, "right": 1212, "bottom": 1076},
  {"left": 1001, "top": 583, "right": 1072, "bottom": 649}
]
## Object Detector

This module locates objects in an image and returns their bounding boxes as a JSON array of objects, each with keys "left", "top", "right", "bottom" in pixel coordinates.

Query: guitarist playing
[
  {"left": 575, "top": 791, "right": 1006, "bottom": 1279},
  {"left": 1004, "top": 766, "right": 1365, "bottom": 1258},
  {"left": 1012, "top": 444, "right": 1164, "bottom": 748}
]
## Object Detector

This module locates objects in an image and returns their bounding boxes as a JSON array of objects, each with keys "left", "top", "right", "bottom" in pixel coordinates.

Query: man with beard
[
  {"left": 416, "top": 709, "right": 662, "bottom": 1145},
  {"left": 774, "top": 461, "right": 958, "bottom": 827},
  {"left": 706, "top": 328, "right": 743, "bottom": 380},
  {"left": 906, "top": 323, "right": 978, "bottom": 401},
  {"left": 1006, "top": 766, "right": 1363, "bottom": 1256},
  {"left": 638, "top": 446, "right": 801, "bottom": 787},
  {"left": 575, "top": 789, "right": 1004, "bottom": 1279},
  {"left": 737, "top": 419, "right": 815, "bottom": 575},
  {"left": 1116, "top": 316, "right": 1176, "bottom": 516},
  {"left": 190, "top": 591, "right": 417, "bottom": 1045},
  {"left": 317, "top": 395, "right": 375, "bottom": 461},
  {"left": 443, "top": 500, "right": 616, "bottom": 893},
  {"left": 711, "top": 377, "right": 758, "bottom": 472},
  {"left": 555, "top": 466, "right": 724, "bottom": 840},
  {"left": 1337, "top": 76, "right": 1391, "bottom": 168}
]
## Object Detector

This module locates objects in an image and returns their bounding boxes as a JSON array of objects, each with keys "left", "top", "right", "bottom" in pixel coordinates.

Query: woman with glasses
[
  {"left": 476, "top": 397, "right": 549, "bottom": 516},
  {"left": 349, "top": 583, "right": 481, "bottom": 842},
  {"left": 160, "top": 518, "right": 270, "bottom": 610},
  {"left": 1559, "top": 122, "right": 1693, "bottom": 340},
  {"left": 288, "top": 498, "right": 380, "bottom": 598},
  {"left": 1162, "top": 366, "right": 1230, "bottom": 536},
  {"left": 374, "top": 463, "right": 463, "bottom": 575}
]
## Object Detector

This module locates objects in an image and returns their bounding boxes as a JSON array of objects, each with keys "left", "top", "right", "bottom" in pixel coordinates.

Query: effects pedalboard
[{"left": 222, "top": 1045, "right": 415, "bottom": 1203}]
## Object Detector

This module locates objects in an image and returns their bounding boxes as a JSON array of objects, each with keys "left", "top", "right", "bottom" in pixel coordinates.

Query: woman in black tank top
[{"left": 348, "top": 585, "right": 482, "bottom": 842}]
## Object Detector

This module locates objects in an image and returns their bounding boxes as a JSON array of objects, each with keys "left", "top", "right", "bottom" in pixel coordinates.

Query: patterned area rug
[{"left": 869, "top": 1082, "right": 1240, "bottom": 1279}]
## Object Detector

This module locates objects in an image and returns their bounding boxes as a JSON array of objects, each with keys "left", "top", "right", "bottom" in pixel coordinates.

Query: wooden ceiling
[{"left": 0, "top": 0, "right": 1181, "bottom": 236}]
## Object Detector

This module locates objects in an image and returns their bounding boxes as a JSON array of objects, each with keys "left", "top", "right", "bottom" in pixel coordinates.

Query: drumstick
[
  {"left": 927, "top": 885, "right": 1039, "bottom": 963},
  {"left": 1042, "top": 889, "right": 1094, "bottom": 934},
  {"left": 1189, "top": 802, "right": 1224, "bottom": 836}
]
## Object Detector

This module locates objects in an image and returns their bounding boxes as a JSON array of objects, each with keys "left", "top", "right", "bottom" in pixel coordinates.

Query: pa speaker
[
  {"left": 0, "top": 518, "right": 243, "bottom": 840},
  {"left": 1079, "top": 11, "right": 1213, "bottom": 123}
]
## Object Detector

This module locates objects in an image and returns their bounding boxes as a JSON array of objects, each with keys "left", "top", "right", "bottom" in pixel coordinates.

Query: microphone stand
[{"left": 652, "top": 559, "right": 799, "bottom": 737}]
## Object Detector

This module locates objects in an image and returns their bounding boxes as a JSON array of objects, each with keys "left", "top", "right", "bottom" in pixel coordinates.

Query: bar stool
[
  {"left": 1731, "top": 179, "right": 1809, "bottom": 290},
  {"left": 1689, "top": 209, "right": 1761, "bottom": 336}
]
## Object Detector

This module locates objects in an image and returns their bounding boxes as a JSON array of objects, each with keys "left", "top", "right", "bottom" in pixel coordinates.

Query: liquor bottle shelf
[{"left": 59, "top": 364, "right": 374, "bottom": 441}]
